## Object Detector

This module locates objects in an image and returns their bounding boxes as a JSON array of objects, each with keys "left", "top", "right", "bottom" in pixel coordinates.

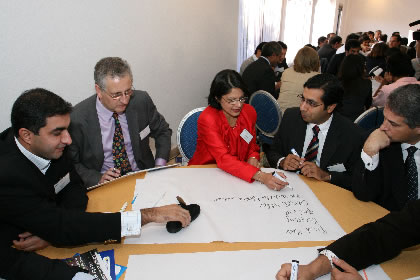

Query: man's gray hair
[
  {"left": 387, "top": 84, "right": 420, "bottom": 128},
  {"left": 94, "top": 57, "right": 133, "bottom": 90}
]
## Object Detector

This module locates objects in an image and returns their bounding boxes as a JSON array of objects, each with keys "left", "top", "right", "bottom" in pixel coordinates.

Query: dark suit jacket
[
  {"left": 326, "top": 199, "right": 420, "bottom": 270},
  {"left": 68, "top": 90, "right": 172, "bottom": 187},
  {"left": 338, "top": 78, "right": 372, "bottom": 122},
  {"left": 317, "top": 44, "right": 336, "bottom": 63},
  {"left": 0, "top": 128, "right": 121, "bottom": 279},
  {"left": 352, "top": 142, "right": 409, "bottom": 211},
  {"left": 242, "top": 57, "right": 278, "bottom": 99},
  {"left": 267, "top": 107, "right": 363, "bottom": 190},
  {"left": 326, "top": 53, "right": 345, "bottom": 76}
]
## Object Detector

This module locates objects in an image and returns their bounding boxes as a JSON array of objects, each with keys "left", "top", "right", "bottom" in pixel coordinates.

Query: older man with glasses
[
  {"left": 266, "top": 73, "right": 363, "bottom": 190},
  {"left": 68, "top": 57, "right": 172, "bottom": 188}
]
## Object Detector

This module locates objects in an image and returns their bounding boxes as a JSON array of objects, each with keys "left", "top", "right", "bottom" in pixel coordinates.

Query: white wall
[
  {"left": 339, "top": 0, "right": 420, "bottom": 41},
  {"left": 0, "top": 0, "right": 239, "bottom": 145}
]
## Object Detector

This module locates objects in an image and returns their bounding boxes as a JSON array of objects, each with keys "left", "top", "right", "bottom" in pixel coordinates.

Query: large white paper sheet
[
  {"left": 124, "top": 247, "right": 390, "bottom": 280},
  {"left": 125, "top": 168, "right": 345, "bottom": 244}
]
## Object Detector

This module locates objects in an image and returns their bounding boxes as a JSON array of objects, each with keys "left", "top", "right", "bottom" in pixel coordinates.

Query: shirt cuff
[
  {"left": 121, "top": 210, "right": 141, "bottom": 237},
  {"left": 73, "top": 272, "right": 95, "bottom": 280},
  {"left": 155, "top": 158, "right": 167, "bottom": 166},
  {"left": 361, "top": 149, "right": 379, "bottom": 171},
  {"left": 277, "top": 157, "right": 285, "bottom": 169},
  {"left": 319, "top": 249, "right": 338, "bottom": 268}
]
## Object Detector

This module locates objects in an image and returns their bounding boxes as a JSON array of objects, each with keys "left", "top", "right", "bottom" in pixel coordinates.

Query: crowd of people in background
[{"left": 240, "top": 29, "right": 420, "bottom": 124}]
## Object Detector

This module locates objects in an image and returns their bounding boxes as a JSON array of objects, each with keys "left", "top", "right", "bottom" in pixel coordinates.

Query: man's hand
[
  {"left": 13, "top": 232, "right": 50, "bottom": 251},
  {"left": 363, "top": 128, "right": 391, "bottom": 157},
  {"left": 247, "top": 157, "right": 260, "bottom": 168},
  {"left": 141, "top": 204, "right": 191, "bottom": 227},
  {"left": 300, "top": 161, "right": 330, "bottom": 181},
  {"left": 276, "top": 255, "right": 332, "bottom": 280},
  {"left": 258, "top": 171, "right": 289, "bottom": 191},
  {"left": 331, "top": 258, "right": 363, "bottom": 280},
  {"left": 281, "top": 154, "right": 305, "bottom": 171},
  {"left": 99, "top": 168, "right": 121, "bottom": 184}
]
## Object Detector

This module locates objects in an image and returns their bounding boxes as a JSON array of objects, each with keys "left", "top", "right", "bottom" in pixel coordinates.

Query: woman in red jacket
[{"left": 189, "top": 69, "right": 288, "bottom": 191}]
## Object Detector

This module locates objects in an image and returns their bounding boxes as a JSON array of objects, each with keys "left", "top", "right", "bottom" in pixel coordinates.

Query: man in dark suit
[
  {"left": 68, "top": 57, "right": 172, "bottom": 188},
  {"left": 318, "top": 35, "right": 342, "bottom": 63},
  {"left": 267, "top": 74, "right": 362, "bottom": 190},
  {"left": 274, "top": 41, "right": 289, "bottom": 82},
  {"left": 0, "top": 88, "right": 190, "bottom": 279},
  {"left": 326, "top": 39, "right": 361, "bottom": 76},
  {"left": 276, "top": 199, "right": 420, "bottom": 279},
  {"left": 352, "top": 84, "right": 420, "bottom": 211},
  {"left": 242, "top": 41, "right": 283, "bottom": 99}
]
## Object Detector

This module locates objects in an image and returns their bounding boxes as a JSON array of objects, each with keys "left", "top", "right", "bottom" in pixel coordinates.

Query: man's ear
[
  {"left": 18, "top": 128, "right": 34, "bottom": 145},
  {"left": 326, "top": 103, "right": 337, "bottom": 114},
  {"left": 95, "top": 84, "right": 103, "bottom": 99}
]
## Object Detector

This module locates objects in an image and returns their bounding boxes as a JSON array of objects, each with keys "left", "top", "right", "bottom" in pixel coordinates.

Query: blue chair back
[
  {"left": 177, "top": 107, "right": 205, "bottom": 161},
  {"left": 354, "top": 106, "right": 384, "bottom": 131},
  {"left": 249, "top": 90, "right": 282, "bottom": 137}
]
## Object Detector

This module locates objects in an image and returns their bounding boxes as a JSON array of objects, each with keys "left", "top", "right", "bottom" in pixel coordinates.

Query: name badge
[
  {"left": 240, "top": 129, "right": 253, "bottom": 144},
  {"left": 139, "top": 125, "right": 151, "bottom": 140},
  {"left": 54, "top": 173, "right": 70, "bottom": 194}
]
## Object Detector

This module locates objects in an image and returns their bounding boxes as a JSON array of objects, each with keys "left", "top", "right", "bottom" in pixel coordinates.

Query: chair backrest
[
  {"left": 249, "top": 90, "right": 282, "bottom": 137},
  {"left": 177, "top": 107, "right": 205, "bottom": 161},
  {"left": 354, "top": 106, "right": 384, "bottom": 131}
]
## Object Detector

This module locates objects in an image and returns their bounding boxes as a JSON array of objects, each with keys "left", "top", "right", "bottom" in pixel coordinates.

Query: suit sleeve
[
  {"left": 326, "top": 54, "right": 340, "bottom": 75},
  {"left": 0, "top": 181, "right": 121, "bottom": 246},
  {"left": 326, "top": 200, "right": 420, "bottom": 270},
  {"left": 67, "top": 121, "right": 102, "bottom": 188},
  {"left": 0, "top": 244, "right": 83, "bottom": 280},
  {"left": 143, "top": 92, "right": 172, "bottom": 161},
  {"left": 352, "top": 156, "right": 384, "bottom": 202},
  {"left": 196, "top": 111, "right": 259, "bottom": 182},
  {"left": 329, "top": 127, "right": 362, "bottom": 190}
]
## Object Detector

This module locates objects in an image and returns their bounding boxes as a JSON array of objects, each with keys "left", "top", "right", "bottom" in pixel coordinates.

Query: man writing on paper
[
  {"left": 266, "top": 74, "right": 362, "bottom": 190},
  {"left": 276, "top": 199, "right": 420, "bottom": 280},
  {"left": 69, "top": 57, "right": 171, "bottom": 188},
  {"left": 0, "top": 88, "right": 190, "bottom": 279},
  {"left": 352, "top": 84, "right": 420, "bottom": 211}
]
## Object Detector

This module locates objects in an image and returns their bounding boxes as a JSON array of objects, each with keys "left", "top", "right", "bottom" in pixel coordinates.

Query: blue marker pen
[{"left": 131, "top": 193, "right": 138, "bottom": 204}]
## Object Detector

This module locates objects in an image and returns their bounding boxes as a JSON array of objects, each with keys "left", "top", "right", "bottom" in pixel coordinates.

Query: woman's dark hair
[
  {"left": 338, "top": 54, "right": 365, "bottom": 89},
  {"left": 368, "top": 43, "right": 389, "bottom": 58},
  {"left": 208, "top": 69, "right": 249, "bottom": 109}
]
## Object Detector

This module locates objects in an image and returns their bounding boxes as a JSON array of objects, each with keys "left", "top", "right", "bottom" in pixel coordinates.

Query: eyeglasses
[
  {"left": 104, "top": 86, "right": 135, "bottom": 100},
  {"left": 222, "top": 96, "right": 248, "bottom": 105},
  {"left": 297, "top": 94, "right": 323, "bottom": 108}
]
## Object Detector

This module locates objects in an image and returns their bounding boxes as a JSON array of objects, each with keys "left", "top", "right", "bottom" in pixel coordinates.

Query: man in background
[
  {"left": 240, "top": 42, "right": 266, "bottom": 75},
  {"left": 242, "top": 41, "right": 283, "bottom": 99}
]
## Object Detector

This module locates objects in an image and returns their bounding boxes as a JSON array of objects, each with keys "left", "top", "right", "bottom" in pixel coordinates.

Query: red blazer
[{"left": 189, "top": 104, "right": 260, "bottom": 182}]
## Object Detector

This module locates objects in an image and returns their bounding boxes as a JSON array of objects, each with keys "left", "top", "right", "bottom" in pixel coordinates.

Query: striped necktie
[
  {"left": 305, "top": 125, "right": 320, "bottom": 163},
  {"left": 112, "top": 113, "right": 132, "bottom": 175},
  {"left": 405, "top": 146, "right": 418, "bottom": 201}
]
